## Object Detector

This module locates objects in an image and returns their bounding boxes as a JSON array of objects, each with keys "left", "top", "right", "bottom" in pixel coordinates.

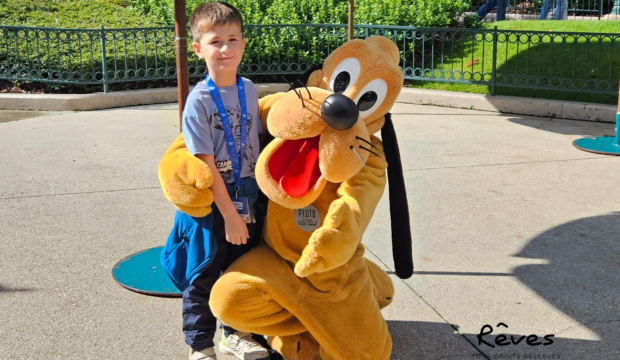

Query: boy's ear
[{"left": 191, "top": 41, "right": 202, "bottom": 58}]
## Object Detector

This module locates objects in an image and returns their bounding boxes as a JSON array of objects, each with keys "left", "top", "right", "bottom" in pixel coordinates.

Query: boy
[{"left": 162, "top": 2, "right": 270, "bottom": 360}]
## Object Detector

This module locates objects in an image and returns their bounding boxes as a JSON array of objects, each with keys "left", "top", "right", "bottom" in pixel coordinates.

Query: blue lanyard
[{"left": 205, "top": 74, "right": 247, "bottom": 193}]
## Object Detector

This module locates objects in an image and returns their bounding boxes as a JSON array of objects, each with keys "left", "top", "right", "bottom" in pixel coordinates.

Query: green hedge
[
  {"left": 0, "top": 0, "right": 160, "bottom": 28},
  {"left": 117, "top": 0, "right": 471, "bottom": 74},
  {"left": 0, "top": 0, "right": 162, "bottom": 91},
  {"left": 125, "top": 0, "right": 470, "bottom": 29},
  {"left": 0, "top": 0, "right": 469, "bottom": 93}
]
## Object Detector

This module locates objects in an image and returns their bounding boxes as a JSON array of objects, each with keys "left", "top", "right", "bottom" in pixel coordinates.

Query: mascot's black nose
[{"left": 320, "top": 94, "right": 359, "bottom": 131}]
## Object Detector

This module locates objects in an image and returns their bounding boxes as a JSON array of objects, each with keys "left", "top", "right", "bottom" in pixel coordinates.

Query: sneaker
[
  {"left": 219, "top": 331, "right": 270, "bottom": 360},
  {"left": 189, "top": 347, "right": 218, "bottom": 360}
]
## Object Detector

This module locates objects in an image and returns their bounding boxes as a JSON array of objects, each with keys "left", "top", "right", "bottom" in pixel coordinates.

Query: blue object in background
[
  {"left": 112, "top": 247, "right": 182, "bottom": 297},
  {"left": 477, "top": 0, "right": 508, "bottom": 21},
  {"left": 539, "top": 0, "right": 568, "bottom": 20},
  {"left": 573, "top": 114, "right": 620, "bottom": 155}
]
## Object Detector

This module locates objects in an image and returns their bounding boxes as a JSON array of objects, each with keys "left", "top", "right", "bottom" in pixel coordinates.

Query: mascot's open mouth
[{"left": 268, "top": 136, "right": 322, "bottom": 197}]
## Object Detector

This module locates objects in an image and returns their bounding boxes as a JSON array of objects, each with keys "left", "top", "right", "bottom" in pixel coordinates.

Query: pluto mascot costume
[{"left": 159, "top": 36, "right": 413, "bottom": 360}]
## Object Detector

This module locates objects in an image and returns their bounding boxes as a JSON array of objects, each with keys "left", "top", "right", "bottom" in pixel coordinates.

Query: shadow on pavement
[
  {"left": 387, "top": 320, "right": 478, "bottom": 359},
  {"left": 100, "top": 103, "right": 178, "bottom": 111},
  {"left": 0, "top": 284, "right": 37, "bottom": 293},
  {"left": 512, "top": 213, "right": 620, "bottom": 358},
  {"left": 507, "top": 116, "right": 615, "bottom": 137},
  {"left": 0, "top": 110, "right": 63, "bottom": 123},
  {"left": 390, "top": 112, "right": 504, "bottom": 117},
  {"left": 464, "top": 330, "right": 602, "bottom": 360},
  {"left": 460, "top": 214, "right": 620, "bottom": 359}
]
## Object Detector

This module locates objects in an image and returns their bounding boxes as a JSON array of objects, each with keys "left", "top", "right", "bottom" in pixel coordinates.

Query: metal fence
[
  {"left": 468, "top": 0, "right": 619, "bottom": 21},
  {"left": 1, "top": 24, "right": 618, "bottom": 96}
]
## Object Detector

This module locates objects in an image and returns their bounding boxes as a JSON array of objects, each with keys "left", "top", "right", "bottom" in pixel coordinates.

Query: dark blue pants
[
  {"left": 477, "top": 0, "right": 508, "bottom": 21},
  {"left": 182, "top": 193, "right": 264, "bottom": 351}
]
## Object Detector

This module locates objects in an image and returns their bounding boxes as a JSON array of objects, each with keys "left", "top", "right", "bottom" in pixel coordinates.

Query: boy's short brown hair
[{"left": 189, "top": 1, "right": 244, "bottom": 43}]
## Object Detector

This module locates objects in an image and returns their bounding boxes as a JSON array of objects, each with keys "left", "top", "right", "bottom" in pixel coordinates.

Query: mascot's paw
[
  {"left": 295, "top": 200, "right": 360, "bottom": 277},
  {"left": 294, "top": 246, "right": 325, "bottom": 278},
  {"left": 158, "top": 134, "right": 215, "bottom": 217},
  {"left": 294, "top": 228, "right": 355, "bottom": 278}
]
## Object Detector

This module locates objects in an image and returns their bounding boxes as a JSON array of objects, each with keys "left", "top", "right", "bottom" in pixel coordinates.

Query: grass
[
  {"left": 408, "top": 20, "right": 620, "bottom": 105},
  {"left": 407, "top": 81, "right": 619, "bottom": 104}
]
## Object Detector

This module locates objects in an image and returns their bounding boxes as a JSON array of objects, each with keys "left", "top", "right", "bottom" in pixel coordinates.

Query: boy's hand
[
  {"left": 223, "top": 212, "right": 250, "bottom": 245},
  {"left": 194, "top": 154, "right": 250, "bottom": 246}
]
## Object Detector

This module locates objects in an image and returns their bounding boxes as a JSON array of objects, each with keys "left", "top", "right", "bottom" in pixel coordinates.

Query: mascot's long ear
[{"left": 381, "top": 113, "right": 414, "bottom": 279}]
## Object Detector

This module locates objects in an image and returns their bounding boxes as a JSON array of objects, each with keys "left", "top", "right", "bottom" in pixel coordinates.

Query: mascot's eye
[
  {"left": 354, "top": 79, "right": 388, "bottom": 119},
  {"left": 329, "top": 58, "right": 360, "bottom": 95},
  {"left": 333, "top": 72, "right": 350, "bottom": 94},
  {"left": 357, "top": 91, "right": 377, "bottom": 111}
]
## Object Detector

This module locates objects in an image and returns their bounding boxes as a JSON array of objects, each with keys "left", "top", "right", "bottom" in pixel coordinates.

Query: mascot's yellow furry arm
[
  {"left": 159, "top": 36, "right": 413, "bottom": 360},
  {"left": 158, "top": 135, "right": 214, "bottom": 218}
]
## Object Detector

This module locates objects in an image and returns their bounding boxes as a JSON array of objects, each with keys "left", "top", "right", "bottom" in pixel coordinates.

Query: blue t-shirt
[{"left": 182, "top": 77, "right": 262, "bottom": 183}]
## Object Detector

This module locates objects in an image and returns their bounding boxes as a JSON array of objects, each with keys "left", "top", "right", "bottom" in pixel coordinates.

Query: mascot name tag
[{"left": 295, "top": 205, "right": 320, "bottom": 231}]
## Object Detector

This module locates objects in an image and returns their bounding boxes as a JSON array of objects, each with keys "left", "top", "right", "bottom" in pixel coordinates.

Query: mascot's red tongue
[{"left": 268, "top": 136, "right": 322, "bottom": 197}]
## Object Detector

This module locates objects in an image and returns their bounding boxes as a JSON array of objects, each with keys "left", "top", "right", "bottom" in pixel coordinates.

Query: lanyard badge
[{"left": 205, "top": 74, "right": 254, "bottom": 223}]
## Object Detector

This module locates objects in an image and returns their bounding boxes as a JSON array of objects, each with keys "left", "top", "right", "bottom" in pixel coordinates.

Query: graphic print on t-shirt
[{"left": 208, "top": 104, "right": 256, "bottom": 182}]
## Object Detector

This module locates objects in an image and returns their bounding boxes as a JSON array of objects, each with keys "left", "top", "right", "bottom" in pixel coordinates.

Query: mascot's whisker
[
  {"left": 292, "top": 88, "right": 306, "bottom": 108},
  {"left": 281, "top": 76, "right": 306, "bottom": 108},
  {"left": 295, "top": 79, "right": 312, "bottom": 100},
  {"left": 349, "top": 146, "right": 367, "bottom": 167},
  {"left": 358, "top": 145, "right": 383, "bottom": 159},
  {"left": 355, "top": 136, "right": 380, "bottom": 151}
]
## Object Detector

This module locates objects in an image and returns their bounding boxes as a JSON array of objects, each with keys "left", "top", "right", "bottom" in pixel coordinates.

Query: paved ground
[{"left": 1, "top": 102, "right": 619, "bottom": 359}]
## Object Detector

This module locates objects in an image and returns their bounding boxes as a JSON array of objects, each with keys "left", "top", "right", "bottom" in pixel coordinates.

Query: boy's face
[{"left": 193, "top": 22, "right": 246, "bottom": 74}]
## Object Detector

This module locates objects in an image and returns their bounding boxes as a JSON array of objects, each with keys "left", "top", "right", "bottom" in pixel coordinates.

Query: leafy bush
[
  {"left": 124, "top": 0, "right": 470, "bottom": 28},
  {"left": 0, "top": 0, "right": 159, "bottom": 28},
  {"left": 463, "top": 14, "right": 483, "bottom": 28},
  {"left": 120, "top": 0, "right": 471, "bottom": 76},
  {"left": 0, "top": 0, "right": 161, "bottom": 92},
  {"left": 1, "top": 0, "right": 471, "bottom": 93}
]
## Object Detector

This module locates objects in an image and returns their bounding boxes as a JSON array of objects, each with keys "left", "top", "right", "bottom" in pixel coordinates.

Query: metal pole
[
  {"left": 615, "top": 113, "right": 620, "bottom": 145},
  {"left": 175, "top": 0, "right": 190, "bottom": 133},
  {"left": 348, "top": 0, "right": 354, "bottom": 41},
  {"left": 100, "top": 25, "right": 109, "bottom": 93},
  {"left": 491, "top": 26, "right": 498, "bottom": 96},
  {"left": 616, "top": 69, "right": 620, "bottom": 145}
]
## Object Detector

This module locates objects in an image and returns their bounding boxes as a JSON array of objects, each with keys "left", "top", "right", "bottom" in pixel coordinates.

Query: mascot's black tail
[{"left": 381, "top": 113, "right": 414, "bottom": 279}]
